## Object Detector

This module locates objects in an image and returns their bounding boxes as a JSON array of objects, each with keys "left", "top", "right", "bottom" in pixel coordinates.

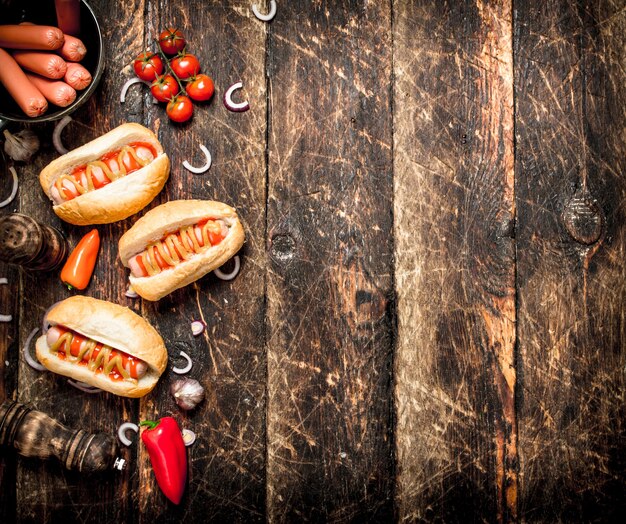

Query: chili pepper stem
[{"left": 140, "top": 420, "right": 159, "bottom": 430}]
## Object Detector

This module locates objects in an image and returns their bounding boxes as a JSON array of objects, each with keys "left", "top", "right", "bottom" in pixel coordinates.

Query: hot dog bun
[
  {"left": 39, "top": 123, "right": 170, "bottom": 225},
  {"left": 119, "top": 200, "right": 245, "bottom": 301},
  {"left": 35, "top": 296, "right": 168, "bottom": 397}
]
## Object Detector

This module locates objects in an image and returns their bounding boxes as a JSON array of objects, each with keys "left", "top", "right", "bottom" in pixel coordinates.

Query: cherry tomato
[
  {"left": 133, "top": 52, "right": 164, "bottom": 82},
  {"left": 186, "top": 74, "right": 214, "bottom": 102},
  {"left": 151, "top": 74, "right": 180, "bottom": 102},
  {"left": 159, "top": 28, "right": 186, "bottom": 55},
  {"left": 166, "top": 95, "right": 194, "bottom": 123},
  {"left": 170, "top": 53, "right": 200, "bottom": 79}
]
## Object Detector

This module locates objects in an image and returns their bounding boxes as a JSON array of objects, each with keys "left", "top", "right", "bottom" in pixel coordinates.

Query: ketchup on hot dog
[
  {"left": 51, "top": 142, "right": 157, "bottom": 203},
  {"left": 128, "top": 219, "right": 227, "bottom": 278},
  {"left": 46, "top": 325, "right": 147, "bottom": 381}
]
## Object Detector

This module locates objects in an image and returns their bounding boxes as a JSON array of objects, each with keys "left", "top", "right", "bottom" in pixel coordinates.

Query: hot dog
[
  {"left": 26, "top": 73, "right": 76, "bottom": 107},
  {"left": 58, "top": 34, "right": 86, "bottom": 62},
  {"left": 35, "top": 296, "right": 168, "bottom": 398},
  {"left": 119, "top": 200, "right": 245, "bottom": 301},
  {"left": 39, "top": 123, "right": 170, "bottom": 225},
  {"left": 0, "top": 24, "right": 64, "bottom": 50},
  {"left": 12, "top": 50, "right": 68, "bottom": 79},
  {"left": 0, "top": 48, "right": 48, "bottom": 117},
  {"left": 64, "top": 62, "right": 91, "bottom": 90}
]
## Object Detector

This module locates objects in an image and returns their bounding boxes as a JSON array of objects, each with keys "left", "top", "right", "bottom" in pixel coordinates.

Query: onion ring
[
  {"left": 191, "top": 320, "right": 206, "bottom": 336},
  {"left": 252, "top": 1, "right": 277, "bottom": 22},
  {"left": 120, "top": 78, "right": 143, "bottom": 103},
  {"left": 181, "top": 429, "right": 196, "bottom": 446},
  {"left": 67, "top": 379, "right": 102, "bottom": 394},
  {"left": 214, "top": 255, "right": 241, "bottom": 281},
  {"left": 172, "top": 350, "right": 193, "bottom": 374},
  {"left": 117, "top": 422, "right": 139, "bottom": 446},
  {"left": 183, "top": 144, "right": 212, "bottom": 174},
  {"left": 0, "top": 167, "right": 19, "bottom": 208},
  {"left": 0, "top": 314, "right": 12, "bottom": 322},
  {"left": 41, "top": 300, "right": 62, "bottom": 334},
  {"left": 52, "top": 115, "right": 72, "bottom": 155},
  {"left": 0, "top": 278, "right": 6, "bottom": 284},
  {"left": 23, "top": 327, "right": 46, "bottom": 371},
  {"left": 223, "top": 82, "right": 250, "bottom": 112}
]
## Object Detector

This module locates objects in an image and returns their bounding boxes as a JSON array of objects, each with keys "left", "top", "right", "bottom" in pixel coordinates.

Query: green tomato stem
[{"left": 153, "top": 40, "right": 188, "bottom": 97}]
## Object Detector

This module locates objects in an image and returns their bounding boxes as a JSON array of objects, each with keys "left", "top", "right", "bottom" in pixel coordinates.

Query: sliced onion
[
  {"left": 41, "top": 300, "right": 61, "bottom": 334},
  {"left": 0, "top": 167, "right": 19, "bottom": 208},
  {"left": 121, "top": 77, "right": 143, "bottom": 103},
  {"left": 125, "top": 284, "right": 138, "bottom": 298},
  {"left": 183, "top": 144, "right": 212, "bottom": 174},
  {"left": 181, "top": 429, "right": 196, "bottom": 446},
  {"left": 0, "top": 277, "right": 7, "bottom": 284},
  {"left": 67, "top": 379, "right": 101, "bottom": 394},
  {"left": 252, "top": 1, "right": 277, "bottom": 21},
  {"left": 53, "top": 116, "right": 72, "bottom": 155},
  {"left": 214, "top": 255, "right": 241, "bottom": 281},
  {"left": 191, "top": 320, "right": 206, "bottom": 336},
  {"left": 172, "top": 350, "right": 193, "bottom": 374},
  {"left": 223, "top": 82, "right": 250, "bottom": 112},
  {"left": 23, "top": 327, "right": 46, "bottom": 371},
  {"left": 117, "top": 422, "right": 139, "bottom": 446}
]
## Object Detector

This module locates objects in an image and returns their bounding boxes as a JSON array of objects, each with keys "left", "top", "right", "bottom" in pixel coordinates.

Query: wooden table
[{"left": 1, "top": 1, "right": 625, "bottom": 522}]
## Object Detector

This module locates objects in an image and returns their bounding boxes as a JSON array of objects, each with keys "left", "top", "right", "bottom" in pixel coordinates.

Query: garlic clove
[
  {"left": 170, "top": 378, "right": 205, "bottom": 410},
  {"left": 3, "top": 128, "right": 40, "bottom": 162}
]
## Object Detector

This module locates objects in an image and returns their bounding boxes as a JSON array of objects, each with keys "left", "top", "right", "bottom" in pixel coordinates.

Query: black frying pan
[{"left": 0, "top": 0, "right": 104, "bottom": 131}]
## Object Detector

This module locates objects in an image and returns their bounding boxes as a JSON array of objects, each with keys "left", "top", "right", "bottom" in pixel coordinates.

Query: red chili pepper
[
  {"left": 140, "top": 417, "right": 187, "bottom": 504},
  {"left": 60, "top": 229, "right": 100, "bottom": 290}
]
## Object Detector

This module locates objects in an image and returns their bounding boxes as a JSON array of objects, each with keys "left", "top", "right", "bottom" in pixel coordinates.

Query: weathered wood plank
[
  {"left": 266, "top": 1, "right": 395, "bottom": 521},
  {"left": 14, "top": 1, "right": 146, "bottom": 522},
  {"left": 136, "top": 1, "right": 267, "bottom": 521},
  {"left": 515, "top": 0, "right": 626, "bottom": 520},
  {"left": 0, "top": 219, "right": 20, "bottom": 524},
  {"left": 394, "top": 1, "right": 516, "bottom": 521}
]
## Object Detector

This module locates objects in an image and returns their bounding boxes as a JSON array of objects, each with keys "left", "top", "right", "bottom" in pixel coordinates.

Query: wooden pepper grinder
[{"left": 0, "top": 400, "right": 125, "bottom": 472}]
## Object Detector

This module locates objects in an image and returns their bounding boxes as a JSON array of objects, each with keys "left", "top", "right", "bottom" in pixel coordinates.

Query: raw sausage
[
  {"left": 64, "top": 62, "right": 91, "bottom": 90},
  {"left": 0, "top": 48, "right": 48, "bottom": 117},
  {"left": 12, "top": 50, "right": 67, "bottom": 79},
  {"left": 59, "top": 34, "right": 86, "bottom": 62},
  {"left": 0, "top": 24, "right": 64, "bottom": 50},
  {"left": 26, "top": 73, "right": 76, "bottom": 107}
]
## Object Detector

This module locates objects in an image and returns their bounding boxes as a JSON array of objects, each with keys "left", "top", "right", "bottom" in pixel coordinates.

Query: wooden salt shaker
[{"left": 0, "top": 400, "right": 125, "bottom": 472}]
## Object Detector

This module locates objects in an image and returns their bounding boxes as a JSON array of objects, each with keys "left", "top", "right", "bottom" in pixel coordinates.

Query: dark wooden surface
[{"left": 0, "top": 1, "right": 624, "bottom": 522}]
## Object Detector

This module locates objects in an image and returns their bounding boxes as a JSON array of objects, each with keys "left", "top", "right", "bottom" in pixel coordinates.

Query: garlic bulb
[
  {"left": 3, "top": 129, "right": 40, "bottom": 162},
  {"left": 170, "top": 378, "right": 205, "bottom": 410}
]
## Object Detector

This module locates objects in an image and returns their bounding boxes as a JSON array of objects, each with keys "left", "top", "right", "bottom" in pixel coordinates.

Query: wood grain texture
[
  {"left": 136, "top": 2, "right": 267, "bottom": 522},
  {"left": 515, "top": 0, "right": 626, "bottom": 520},
  {"left": 3, "top": 0, "right": 626, "bottom": 522},
  {"left": 0, "top": 194, "right": 20, "bottom": 524},
  {"left": 265, "top": 1, "right": 395, "bottom": 521},
  {"left": 13, "top": 1, "right": 145, "bottom": 522},
  {"left": 394, "top": 1, "right": 516, "bottom": 521}
]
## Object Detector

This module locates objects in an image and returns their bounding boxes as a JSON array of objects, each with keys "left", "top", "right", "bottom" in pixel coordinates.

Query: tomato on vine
[
  {"left": 133, "top": 52, "right": 164, "bottom": 82},
  {"left": 151, "top": 74, "right": 179, "bottom": 102},
  {"left": 166, "top": 94, "right": 194, "bottom": 123},
  {"left": 186, "top": 74, "right": 214, "bottom": 102},
  {"left": 171, "top": 53, "right": 200, "bottom": 79},
  {"left": 159, "top": 28, "right": 186, "bottom": 55}
]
